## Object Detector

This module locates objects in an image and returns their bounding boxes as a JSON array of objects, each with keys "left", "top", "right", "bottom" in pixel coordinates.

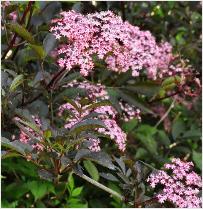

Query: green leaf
[
  {"left": 1, "top": 151, "right": 21, "bottom": 159},
  {"left": 71, "top": 186, "right": 83, "bottom": 197},
  {"left": 192, "top": 151, "right": 202, "bottom": 170},
  {"left": 1, "top": 137, "right": 32, "bottom": 155},
  {"left": 124, "top": 81, "right": 160, "bottom": 96},
  {"left": 122, "top": 118, "right": 138, "bottom": 132},
  {"left": 100, "top": 172, "right": 119, "bottom": 182},
  {"left": 172, "top": 120, "right": 186, "bottom": 139},
  {"left": 29, "top": 44, "right": 46, "bottom": 59},
  {"left": 14, "top": 117, "right": 42, "bottom": 136},
  {"left": 27, "top": 181, "right": 54, "bottom": 201},
  {"left": 7, "top": 23, "right": 35, "bottom": 44},
  {"left": 117, "top": 89, "right": 154, "bottom": 115},
  {"left": 134, "top": 148, "right": 148, "bottom": 159},
  {"left": 84, "top": 151, "right": 115, "bottom": 170},
  {"left": 38, "top": 169, "right": 55, "bottom": 181},
  {"left": 67, "top": 172, "right": 75, "bottom": 192},
  {"left": 74, "top": 149, "right": 91, "bottom": 162},
  {"left": 157, "top": 130, "right": 170, "bottom": 146},
  {"left": 85, "top": 100, "right": 112, "bottom": 111},
  {"left": 54, "top": 88, "right": 86, "bottom": 102},
  {"left": 43, "top": 130, "right": 52, "bottom": 139},
  {"left": 43, "top": 33, "right": 57, "bottom": 54},
  {"left": 9, "top": 74, "right": 24, "bottom": 92},
  {"left": 135, "top": 125, "right": 158, "bottom": 155},
  {"left": 83, "top": 160, "right": 99, "bottom": 181},
  {"left": 59, "top": 72, "right": 82, "bottom": 86},
  {"left": 69, "top": 119, "right": 106, "bottom": 135},
  {"left": 107, "top": 88, "right": 122, "bottom": 114},
  {"left": 162, "top": 76, "right": 181, "bottom": 87}
]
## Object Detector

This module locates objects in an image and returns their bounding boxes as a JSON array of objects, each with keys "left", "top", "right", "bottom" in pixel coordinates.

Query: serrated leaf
[
  {"left": 67, "top": 172, "right": 75, "bottom": 192},
  {"left": 30, "top": 44, "right": 46, "bottom": 59},
  {"left": 85, "top": 100, "right": 112, "bottom": 111},
  {"left": 117, "top": 89, "right": 154, "bottom": 114},
  {"left": 82, "top": 112, "right": 105, "bottom": 120},
  {"left": 172, "top": 120, "right": 186, "bottom": 139},
  {"left": 83, "top": 160, "right": 99, "bottom": 181},
  {"left": 124, "top": 81, "right": 160, "bottom": 96},
  {"left": 100, "top": 172, "right": 119, "bottom": 182},
  {"left": 72, "top": 186, "right": 83, "bottom": 197},
  {"left": 43, "top": 33, "right": 57, "bottom": 54},
  {"left": 84, "top": 151, "right": 115, "bottom": 170},
  {"left": 157, "top": 130, "right": 170, "bottom": 146},
  {"left": 69, "top": 119, "right": 106, "bottom": 135},
  {"left": 7, "top": 23, "right": 35, "bottom": 44},
  {"left": 14, "top": 117, "right": 42, "bottom": 136},
  {"left": 122, "top": 118, "right": 138, "bottom": 132},
  {"left": 9, "top": 74, "right": 24, "bottom": 92},
  {"left": 135, "top": 125, "right": 158, "bottom": 155},
  {"left": 114, "top": 157, "right": 126, "bottom": 174},
  {"left": 1, "top": 150, "right": 21, "bottom": 159},
  {"left": 74, "top": 149, "right": 91, "bottom": 162},
  {"left": 1, "top": 137, "right": 32, "bottom": 155},
  {"left": 27, "top": 181, "right": 53, "bottom": 201},
  {"left": 162, "top": 76, "right": 181, "bottom": 87},
  {"left": 107, "top": 88, "right": 122, "bottom": 114},
  {"left": 60, "top": 72, "right": 81, "bottom": 86},
  {"left": 192, "top": 151, "right": 202, "bottom": 170},
  {"left": 43, "top": 130, "right": 52, "bottom": 139},
  {"left": 38, "top": 169, "right": 55, "bottom": 181},
  {"left": 54, "top": 88, "right": 86, "bottom": 102}
]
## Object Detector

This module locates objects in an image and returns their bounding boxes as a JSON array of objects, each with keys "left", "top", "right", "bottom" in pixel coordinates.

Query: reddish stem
[{"left": 1, "top": 1, "right": 35, "bottom": 60}]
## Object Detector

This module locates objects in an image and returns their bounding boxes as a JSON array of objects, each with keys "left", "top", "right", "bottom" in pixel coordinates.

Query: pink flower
[
  {"left": 147, "top": 158, "right": 202, "bottom": 208},
  {"left": 50, "top": 10, "right": 186, "bottom": 80},
  {"left": 17, "top": 116, "right": 44, "bottom": 151}
]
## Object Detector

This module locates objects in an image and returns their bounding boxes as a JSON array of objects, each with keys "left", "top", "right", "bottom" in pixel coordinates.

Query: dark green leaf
[
  {"left": 100, "top": 172, "right": 119, "bottom": 182},
  {"left": 117, "top": 89, "right": 154, "bottom": 114},
  {"left": 69, "top": 119, "right": 106, "bottom": 135},
  {"left": 124, "top": 81, "right": 160, "bottom": 96},
  {"left": 43, "top": 33, "right": 57, "bottom": 54},
  {"left": 85, "top": 151, "right": 115, "bottom": 170},
  {"left": 38, "top": 169, "right": 55, "bottom": 181}
]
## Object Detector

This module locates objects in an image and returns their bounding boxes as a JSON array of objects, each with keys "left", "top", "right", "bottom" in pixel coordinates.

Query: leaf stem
[
  {"left": 155, "top": 98, "right": 176, "bottom": 128},
  {"left": 74, "top": 170, "right": 124, "bottom": 201}
]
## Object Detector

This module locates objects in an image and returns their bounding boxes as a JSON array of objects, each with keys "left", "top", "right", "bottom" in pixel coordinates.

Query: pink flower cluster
[
  {"left": 119, "top": 101, "right": 141, "bottom": 122},
  {"left": 147, "top": 158, "right": 202, "bottom": 208},
  {"left": 88, "top": 138, "right": 101, "bottom": 152},
  {"left": 63, "top": 80, "right": 141, "bottom": 122},
  {"left": 58, "top": 97, "right": 127, "bottom": 152},
  {"left": 50, "top": 10, "right": 182, "bottom": 79},
  {"left": 17, "top": 116, "right": 44, "bottom": 151}
]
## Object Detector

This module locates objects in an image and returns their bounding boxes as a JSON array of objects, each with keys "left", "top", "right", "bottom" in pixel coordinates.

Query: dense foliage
[{"left": 1, "top": 1, "right": 202, "bottom": 208}]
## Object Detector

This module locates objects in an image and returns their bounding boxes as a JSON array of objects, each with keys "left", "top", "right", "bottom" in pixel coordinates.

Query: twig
[
  {"left": 149, "top": 91, "right": 180, "bottom": 104},
  {"left": 2, "top": 1, "right": 35, "bottom": 60},
  {"left": 74, "top": 171, "right": 124, "bottom": 201},
  {"left": 155, "top": 98, "right": 176, "bottom": 128}
]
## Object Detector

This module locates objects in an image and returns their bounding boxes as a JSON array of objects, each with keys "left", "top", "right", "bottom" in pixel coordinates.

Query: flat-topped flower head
[
  {"left": 147, "top": 158, "right": 202, "bottom": 208},
  {"left": 50, "top": 10, "right": 185, "bottom": 80}
]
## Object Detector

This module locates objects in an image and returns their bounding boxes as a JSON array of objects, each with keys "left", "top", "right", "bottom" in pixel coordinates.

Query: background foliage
[{"left": 1, "top": 1, "right": 202, "bottom": 208}]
